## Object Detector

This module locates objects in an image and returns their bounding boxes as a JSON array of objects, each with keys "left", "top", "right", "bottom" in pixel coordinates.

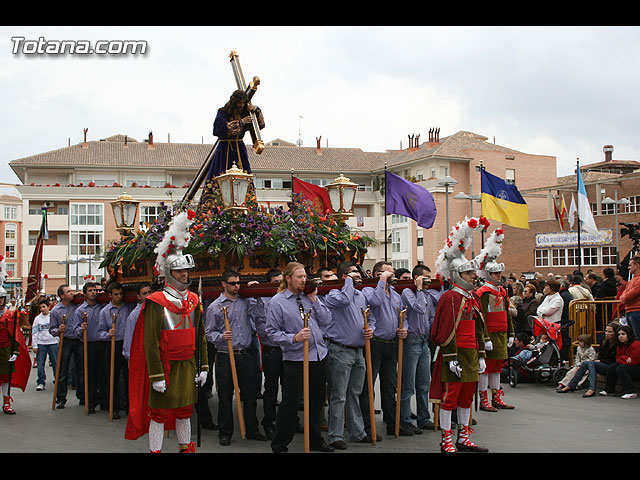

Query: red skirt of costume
[{"left": 0, "top": 310, "right": 31, "bottom": 391}]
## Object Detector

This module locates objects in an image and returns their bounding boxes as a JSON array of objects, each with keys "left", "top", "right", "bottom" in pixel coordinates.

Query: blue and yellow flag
[{"left": 480, "top": 169, "right": 529, "bottom": 229}]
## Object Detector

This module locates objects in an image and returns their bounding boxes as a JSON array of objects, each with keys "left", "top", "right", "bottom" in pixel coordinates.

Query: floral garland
[{"left": 101, "top": 191, "right": 376, "bottom": 276}]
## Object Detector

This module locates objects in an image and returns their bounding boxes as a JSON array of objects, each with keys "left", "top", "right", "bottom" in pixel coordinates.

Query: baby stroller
[{"left": 507, "top": 316, "right": 574, "bottom": 388}]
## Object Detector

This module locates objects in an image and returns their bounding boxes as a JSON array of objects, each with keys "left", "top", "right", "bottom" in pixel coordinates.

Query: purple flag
[{"left": 385, "top": 171, "right": 437, "bottom": 229}]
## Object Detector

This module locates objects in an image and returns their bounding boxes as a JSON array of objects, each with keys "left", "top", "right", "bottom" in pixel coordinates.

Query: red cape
[
  {"left": 2, "top": 310, "right": 31, "bottom": 392},
  {"left": 124, "top": 290, "right": 199, "bottom": 441}
]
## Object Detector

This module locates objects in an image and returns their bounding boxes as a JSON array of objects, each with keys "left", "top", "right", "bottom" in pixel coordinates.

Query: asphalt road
[{"left": 3, "top": 354, "right": 639, "bottom": 454}]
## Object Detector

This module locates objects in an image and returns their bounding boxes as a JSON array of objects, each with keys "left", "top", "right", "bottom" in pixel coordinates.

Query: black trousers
[
  {"left": 215, "top": 350, "right": 260, "bottom": 438},
  {"left": 56, "top": 338, "right": 84, "bottom": 404},
  {"left": 261, "top": 345, "right": 284, "bottom": 430},
  {"left": 272, "top": 357, "right": 328, "bottom": 453},
  {"left": 87, "top": 341, "right": 107, "bottom": 409},
  {"left": 196, "top": 341, "right": 217, "bottom": 426},
  {"left": 102, "top": 339, "right": 128, "bottom": 411}
]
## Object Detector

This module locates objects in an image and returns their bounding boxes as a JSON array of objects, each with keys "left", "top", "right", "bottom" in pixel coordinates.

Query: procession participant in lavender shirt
[
  {"left": 206, "top": 270, "right": 267, "bottom": 446},
  {"left": 264, "top": 262, "right": 334, "bottom": 453},
  {"left": 98, "top": 282, "right": 134, "bottom": 420},
  {"left": 360, "top": 261, "right": 407, "bottom": 437},
  {"left": 254, "top": 268, "right": 285, "bottom": 440},
  {"left": 122, "top": 283, "right": 153, "bottom": 362},
  {"left": 76, "top": 282, "right": 108, "bottom": 414},
  {"left": 323, "top": 261, "right": 376, "bottom": 450},
  {"left": 400, "top": 264, "right": 444, "bottom": 434},
  {"left": 49, "top": 284, "right": 81, "bottom": 409}
]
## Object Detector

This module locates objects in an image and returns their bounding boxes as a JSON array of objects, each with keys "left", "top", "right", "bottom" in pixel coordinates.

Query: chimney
[
  {"left": 428, "top": 127, "right": 441, "bottom": 148},
  {"left": 124, "top": 135, "right": 128, "bottom": 147},
  {"left": 82, "top": 128, "right": 88, "bottom": 149},
  {"left": 147, "top": 131, "right": 154, "bottom": 149},
  {"left": 316, "top": 136, "right": 322, "bottom": 155},
  {"left": 603, "top": 145, "right": 614, "bottom": 162}
]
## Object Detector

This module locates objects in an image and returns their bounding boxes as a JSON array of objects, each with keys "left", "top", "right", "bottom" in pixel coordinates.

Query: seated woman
[
  {"left": 535, "top": 279, "right": 564, "bottom": 325},
  {"left": 602, "top": 325, "right": 640, "bottom": 399},
  {"left": 555, "top": 334, "right": 596, "bottom": 391},
  {"left": 557, "top": 322, "right": 619, "bottom": 397}
]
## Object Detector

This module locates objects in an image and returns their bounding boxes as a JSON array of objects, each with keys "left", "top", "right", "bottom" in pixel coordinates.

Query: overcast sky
[{"left": 2, "top": 25, "right": 639, "bottom": 185}]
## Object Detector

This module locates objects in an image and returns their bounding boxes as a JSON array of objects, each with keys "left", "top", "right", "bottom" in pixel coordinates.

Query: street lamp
[
  {"left": 602, "top": 192, "right": 630, "bottom": 264},
  {"left": 110, "top": 192, "right": 140, "bottom": 236},
  {"left": 215, "top": 162, "right": 254, "bottom": 216},
  {"left": 455, "top": 185, "right": 481, "bottom": 256},
  {"left": 326, "top": 173, "right": 358, "bottom": 220},
  {"left": 437, "top": 175, "right": 458, "bottom": 235}
]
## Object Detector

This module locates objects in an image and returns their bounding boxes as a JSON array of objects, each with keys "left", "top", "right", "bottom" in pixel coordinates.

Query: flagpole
[
  {"left": 384, "top": 163, "right": 388, "bottom": 262},
  {"left": 576, "top": 159, "right": 581, "bottom": 273}
]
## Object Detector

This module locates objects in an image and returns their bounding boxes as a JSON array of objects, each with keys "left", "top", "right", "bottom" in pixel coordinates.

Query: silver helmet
[
  {"left": 164, "top": 252, "right": 195, "bottom": 291},
  {"left": 436, "top": 216, "right": 489, "bottom": 292},
  {"left": 474, "top": 229, "right": 505, "bottom": 286}
]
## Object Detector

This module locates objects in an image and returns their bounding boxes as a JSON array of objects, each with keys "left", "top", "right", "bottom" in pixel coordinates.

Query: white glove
[
  {"left": 195, "top": 371, "right": 208, "bottom": 386},
  {"left": 152, "top": 380, "right": 166, "bottom": 393},
  {"left": 8, "top": 354, "right": 17, "bottom": 362},
  {"left": 508, "top": 337, "right": 514, "bottom": 348},
  {"left": 485, "top": 340, "right": 493, "bottom": 351},
  {"left": 478, "top": 357, "right": 486, "bottom": 374},
  {"left": 449, "top": 360, "right": 462, "bottom": 378}
]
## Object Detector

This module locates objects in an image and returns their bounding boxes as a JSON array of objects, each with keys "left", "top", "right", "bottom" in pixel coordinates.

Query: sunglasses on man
[{"left": 224, "top": 281, "right": 241, "bottom": 286}]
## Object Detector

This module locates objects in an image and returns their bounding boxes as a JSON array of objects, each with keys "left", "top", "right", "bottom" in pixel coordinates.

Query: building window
[
  {"left": 392, "top": 259, "right": 409, "bottom": 270},
  {"left": 4, "top": 206, "right": 17, "bottom": 219},
  {"left": 583, "top": 247, "right": 598, "bottom": 266},
  {"left": 391, "top": 214, "right": 407, "bottom": 224},
  {"left": 126, "top": 175, "right": 166, "bottom": 188},
  {"left": 5, "top": 245, "right": 15, "bottom": 258},
  {"left": 5, "top": 224, "right": 16, "bottom": 240},
  {"left": 626, "top": 195, "right": 640, "bottom": 213},
  {"left": 506, "top": 168, "right": 516, "bottom": 184},
  {"left": 552, "top": 248, "right": 567, "bottom": 266},
  {"left": 392, "top": 231, "right": 401, "bottom": 253},
  {"left": 140, "top": 205, "right": 161, "bottom": 228},
  {"left": 535, "top": 250, "right": 549, "bottom": 267},
  {"left": 70, "top": 203, "right": 103, "bottom": 226},
  {"left": 5, "top": 263, "right": 16, "bottom": 277},
  {"left": 602, "top": 246, "right": 617, "bottom": 265},
  {"left": 70, "top": 231, "right": 103, "bottom": 256}
]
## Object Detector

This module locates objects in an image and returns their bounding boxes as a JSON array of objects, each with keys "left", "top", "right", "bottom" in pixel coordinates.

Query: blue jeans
[
  {"left": 568, "top": 360, "right": 611, "bottom": 391},
  {"left": 626, "top": 311, "right": 640, "bottom": 341},
  {"left": 326, "top": 341, "right": 366, "bottom": 443},
  {"left": 400, "top": 333, "right": 431, "bottom": 428},
  {"left": 36, "top": 343, "right": 58, "bottom": 387}
]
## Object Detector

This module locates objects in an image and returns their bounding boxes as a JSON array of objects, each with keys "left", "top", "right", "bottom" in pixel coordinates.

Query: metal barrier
[{"left": 568, "top": 299, "right": 622, "bottom": 351}]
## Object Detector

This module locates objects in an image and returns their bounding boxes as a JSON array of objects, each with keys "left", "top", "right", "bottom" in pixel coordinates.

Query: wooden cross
[{"left": 229, "top": 50, "right": 264, "bottom": 154}]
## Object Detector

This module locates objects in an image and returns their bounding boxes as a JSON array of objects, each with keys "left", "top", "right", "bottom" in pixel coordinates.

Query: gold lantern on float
[
  {"left": 215, "top": 162, "right": 254, "bottom": 216},
  {"left": 326, "top": 173, "right": 358, "bottom": 220}
]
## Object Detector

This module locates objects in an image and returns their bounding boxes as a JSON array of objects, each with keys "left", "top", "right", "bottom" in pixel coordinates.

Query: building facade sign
[{"left": 535, "top": 229, "right": 613, "bottom": 248}]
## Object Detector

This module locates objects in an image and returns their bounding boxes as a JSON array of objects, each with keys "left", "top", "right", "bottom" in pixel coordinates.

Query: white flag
[
  {"left": 576, "top": 168, "right": 598, "bottom": 235},
  {"left": 568, "top": 193, "right": 576, "bottom": 229}
]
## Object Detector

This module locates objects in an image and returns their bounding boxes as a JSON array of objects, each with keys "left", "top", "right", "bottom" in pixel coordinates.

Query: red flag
[
  {"left": 292, "top": 177, "right": 332, "bottom": 214},
  {"left": 25, "top": 209, "right": 47, "bottom": 304},
  {"left": 553, "top": 197, "right": 564, "bottom": 231}
]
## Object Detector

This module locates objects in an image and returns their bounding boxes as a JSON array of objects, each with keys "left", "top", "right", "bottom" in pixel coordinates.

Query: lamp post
[
  {"left": 454, "top": 184, "right": 481, "bottom": 257},
  {"left": 214, "top": 162, "right": 254, "bottom": 216},
  {"left": 325, "top": 173, "right": 358, "bottom": 221},
  {"left": 437, "top": 176, "right": 458, "bottom": 236},
  {"left": 110, "top": 192, "right": 140, "bottom": 237},
  {"left": 602, "top": 191, "right": 630, "bottom": 264}
]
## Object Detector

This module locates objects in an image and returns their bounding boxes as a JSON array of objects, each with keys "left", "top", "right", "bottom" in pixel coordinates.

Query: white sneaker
[
  {"left": 36, "top": 384, "right": 44, "bottom": 391},
  {"left": 621, "top": 393, "right": 638, "bottom": 399},
  {"left": 598, "top": 390, "right": 608, "bottom": 396}
]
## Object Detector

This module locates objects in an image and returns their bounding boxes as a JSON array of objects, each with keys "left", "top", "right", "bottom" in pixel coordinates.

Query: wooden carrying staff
[
  {"left": 220, "top": 305, "right": 246, "bottom": 439},
  {"left": 82, "top": 312, "right": 89, "bottom": 416},
  {"left": 298, "top": 303, "right": 311, "bottom": 454},
  {"left": 361, "top": 307, "right": 376, "bottom": 445},
  {"left": 394, "top": 308, "right": 407, "bottom": 437},
  {"left": 109, "top": 311, "right": 117, "bottom": 422},
  {"left": 52, "top": 314, "right": 66, "bottom": 410}
]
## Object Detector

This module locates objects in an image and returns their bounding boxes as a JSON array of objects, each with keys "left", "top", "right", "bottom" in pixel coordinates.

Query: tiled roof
[{"left": 9, "top": 130, "right": 527, "bottom": 175}]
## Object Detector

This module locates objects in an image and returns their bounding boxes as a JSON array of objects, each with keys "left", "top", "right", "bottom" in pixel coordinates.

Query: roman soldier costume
[
  {"left": 430, "top": 216, "right": 490, "bottom": 453},
  {"left": 0, "top": 256, "right": 30, "bottom": 415},
  {"left": 125, "top": 210, "right": 209, "bottom": 453},
  {"left": 474, "top": 229, "right": 515, "bottom": 411}
]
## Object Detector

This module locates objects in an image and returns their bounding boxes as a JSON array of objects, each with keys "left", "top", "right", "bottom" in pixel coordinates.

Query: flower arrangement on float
[{"left": 100, "top": 188, "right": 376, "bottom": 277}]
